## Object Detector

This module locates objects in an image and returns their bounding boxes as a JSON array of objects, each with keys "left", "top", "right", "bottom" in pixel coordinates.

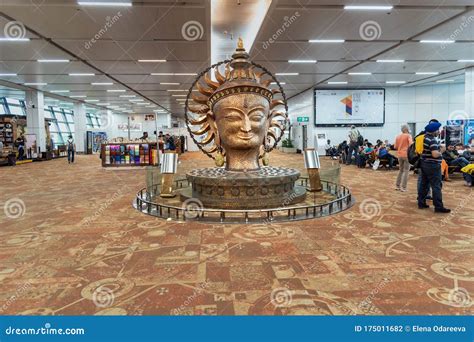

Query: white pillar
[
  {"left": 166, "top": 113, "right": 172, "bottom": 128},
  {"left": 74, "top": 102, "right": 87, "bottom": 153},
  {"left": 465, "top": 67, "right": 474, "bottom": 118},
  {"left": 25, "top": 90, "right": 46, "bottom": 153}
]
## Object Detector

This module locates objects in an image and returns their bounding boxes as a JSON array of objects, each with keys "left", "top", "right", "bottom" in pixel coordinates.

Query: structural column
[
  {"left": 465, "top": 67, "right": 474, "bottom": 118},
  {"left": 25, "top": 90, "right": 46, "bottom": 153},
  {"left": 74, "top": 102, "right": 87, "bottom": 153}
]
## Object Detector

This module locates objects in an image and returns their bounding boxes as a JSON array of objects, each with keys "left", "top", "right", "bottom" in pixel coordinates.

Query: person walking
[
  {"left": 417, "top": 122, "right": 450, "bottom": 213},
  {"left": 67, "top": 135, "right": 76, "bottom": 164},
  {"left": 346, "top": 125, "right": 360, "bottom": 165},
  {"left": 394, "top": 124, "right": 413, "bottom": 191}
]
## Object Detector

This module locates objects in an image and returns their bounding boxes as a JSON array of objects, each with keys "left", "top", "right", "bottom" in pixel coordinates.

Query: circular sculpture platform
[
  {"left": 181, "top": 167, "right": 306, "bottom": 209},
  {"left": 134, "top": 177, "right": 354, "bottom": 224}
]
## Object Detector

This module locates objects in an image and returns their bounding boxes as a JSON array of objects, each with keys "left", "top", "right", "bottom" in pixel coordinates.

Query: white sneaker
[{"left": 400, "top": 188, "right": 407, "bottom": 192}]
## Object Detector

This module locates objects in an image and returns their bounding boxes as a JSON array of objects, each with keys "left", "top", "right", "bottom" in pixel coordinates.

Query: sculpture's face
[{"left": 212, "top": 93, "right": 269, "bottom": 151}]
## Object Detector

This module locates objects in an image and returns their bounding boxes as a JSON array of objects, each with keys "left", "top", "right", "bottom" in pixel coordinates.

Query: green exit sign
[{"left": 297, "top": 117, "right": 309, "bottom": 122}]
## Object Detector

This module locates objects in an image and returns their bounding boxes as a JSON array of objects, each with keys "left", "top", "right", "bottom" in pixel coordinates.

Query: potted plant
[{"left": 281, "top": 138, "right": 297, "bottom": 153}]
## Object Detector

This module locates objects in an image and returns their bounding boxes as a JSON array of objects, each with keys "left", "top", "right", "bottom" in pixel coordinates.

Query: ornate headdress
[{"left": 185, "top": 38, "right": 288, "bottom": 159}]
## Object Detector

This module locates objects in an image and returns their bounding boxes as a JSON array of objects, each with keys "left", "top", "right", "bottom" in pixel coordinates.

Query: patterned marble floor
[{"left": 0, "top": 151, "right": 472, "bottom": 315}]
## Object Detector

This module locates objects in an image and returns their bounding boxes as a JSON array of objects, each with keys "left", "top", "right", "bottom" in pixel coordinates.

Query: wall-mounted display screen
[{"left": 314, "top": 89, "right": 385, "bottom": 127}]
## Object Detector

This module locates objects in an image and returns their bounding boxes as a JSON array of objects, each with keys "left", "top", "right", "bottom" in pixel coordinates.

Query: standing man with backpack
[
  {"left": 409, "top": 119, "right": 440, "bottom": 201},
  {"left": 346, "top": 125, "right": 362, "bottom": 165},
  {"left": 67, "top": 134, "right": 76, "bottom": 164},
  {"left": 417, "top": 121, "right": 450, "bottom": 213}
]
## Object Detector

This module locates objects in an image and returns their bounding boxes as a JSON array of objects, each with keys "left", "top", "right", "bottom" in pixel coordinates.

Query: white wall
[
  {"left": 107, "top": 113, "right": 172, "bottom": 140},
  {"left": 105, "top": 113, "right": 201, "bottom": 151},
  {"left": 287, "top": 83, "right": 465, "bottom": 151}
]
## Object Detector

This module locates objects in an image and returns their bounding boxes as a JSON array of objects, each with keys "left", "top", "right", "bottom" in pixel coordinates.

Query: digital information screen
[{"left": 314, "top": 89, "right": 385, "bottom": 127}]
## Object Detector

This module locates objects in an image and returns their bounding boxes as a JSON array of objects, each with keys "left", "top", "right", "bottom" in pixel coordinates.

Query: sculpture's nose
[{"left": 241, "top": 115, "right": 251, "bottom": 133}]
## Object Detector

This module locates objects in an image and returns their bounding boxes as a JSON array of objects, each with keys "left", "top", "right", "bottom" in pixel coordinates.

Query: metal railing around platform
[{"left": 134, "top": 177, "right": 354, "bottom": 224}]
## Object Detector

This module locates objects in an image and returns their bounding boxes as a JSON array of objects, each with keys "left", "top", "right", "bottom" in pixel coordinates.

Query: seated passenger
[
  {"left": 443, "top": 145, "right": 470, "bottom": 168},
  {"left": 461, "top": 164, "right": 474, "bottom": 187},
  {"left": 378, "top": 143, "right": 396, "bottom": 169}
]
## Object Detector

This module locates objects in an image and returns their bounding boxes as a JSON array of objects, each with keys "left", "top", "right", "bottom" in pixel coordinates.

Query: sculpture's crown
[{"left": 207, "top": 39, "right": 273, "bottom": 109}]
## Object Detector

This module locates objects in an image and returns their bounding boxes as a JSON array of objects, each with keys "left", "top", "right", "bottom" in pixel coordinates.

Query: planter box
[{"left": 282, "top": 147, "right": 297, "bottom": 153}]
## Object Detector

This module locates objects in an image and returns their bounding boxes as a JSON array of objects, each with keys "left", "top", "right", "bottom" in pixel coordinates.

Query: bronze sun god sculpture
[{"left": 182, "top": 38, "right": 306, "bottom": 209}]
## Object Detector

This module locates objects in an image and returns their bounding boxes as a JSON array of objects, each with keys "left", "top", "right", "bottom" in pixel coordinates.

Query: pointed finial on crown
[{"left": 237, "top": 37, "right": 244, "bottom": 49}]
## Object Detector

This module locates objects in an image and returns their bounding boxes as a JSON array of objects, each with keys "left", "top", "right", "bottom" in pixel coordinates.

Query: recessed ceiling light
[
  {"left": 37, "top": 59, "right": 70, "bottom": 63},
  {"left": 419, "top": 40, "right": 455, "bottom": 44},
  {"left": 376, "top": 59, "right": 404, "bottom": 63},
  {"left": 172, "top": 94, "right": 187, "bottom": 97},
  {"left": 107, "top": 89, "right": 126, "bottom": 92},
  {"left": 270, "top": 82, "right": 286, "bottom": 85},
  {"left": 151, "top": 73, "right": 174, "bottom": 76},
  {"left": 167, "top": 89, "right": 187, "bottom": 92},
  {"left": 457, "top": 59, "right": 474, "bottom": 63},
  {"left": 386, "top": 81, "right": 406, "bottom": 84},
  {"left": 344, "top": 5, "right": 393, "bottom": 10},
  {"left": 348, "top": 72, "right": 372, "bottom": 75},
  {"left": 0, "top": 73, "right": 17, "bottom": 76},
  {"left": 328, "top": 81, "right": 348, "bottom": 84},
  {"left": 129, "top": 99, "right": 143, "bottom": 102},
  {"left": 416, "top": 72, "right": 439, "bottom": 75},
  {"left": 91, "top": 82, "right": 113, "bottom": 85},
  {"left": 69, "top": 73, "right": 95, "bottom": 76},
  {"left": 77, "top": 1, "right": 132, "bottom": 6},
  {"left": 308, "top": 39, "right": 345, "bottom": 43},
  {"left": 50, "top": 90, "right": 70, "bottom": 93},
  {"left": 138, "top": 59, "right": 166, "bottom": 62},
  {"left": 288, "top": 60, "right": 317, "bottom": 63},
  {"left": 160, "top": 82, "right": 180, "bottom": 85},
  {"left": 24, "top": 82, "right": 47, "bottom": 85},
  {"left": 275, "top": 73, "right": 299, "bottom": 76},
  {"left": 85, "top": 99, "right": 99, "bottom": 102},
  {"left": 70, "top": 95, "right": 87, "bottom": 98},
  {"left": 174, "top": 73, "right": 197, "bottom": 76},
  {"left": 120, "top": 95, "right": 136, "bottom": 98},
  {"left": 436, "top": 79, "right": 454, "bottom": 83},
  {"left": 0, "top": 38, "right": 30, "bottom": 42}
]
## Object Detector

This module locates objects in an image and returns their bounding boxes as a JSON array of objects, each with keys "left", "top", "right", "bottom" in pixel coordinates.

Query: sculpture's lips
[{"left": 237, "top": 134, "right": 254, "bottom": 140}]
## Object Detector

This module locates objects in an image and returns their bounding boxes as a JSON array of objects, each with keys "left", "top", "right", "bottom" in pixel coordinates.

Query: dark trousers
[
  {"left": 417, "top": 161, "right": 444, "bottom": 209},
  {"left": 463, "top": 173, "right": 473, "bottom": 185},
  {"left": 450, "top": 157, "right": 470, "bottom": 168},
  {"left": 346, "top": 143, "right": 358, "bottom": 165},
  {"left": 68, "top": 149, "right": 75, "bottom": 163},
  {"left": 381, "top": 154, "right": 396, "bottom": 168}
]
